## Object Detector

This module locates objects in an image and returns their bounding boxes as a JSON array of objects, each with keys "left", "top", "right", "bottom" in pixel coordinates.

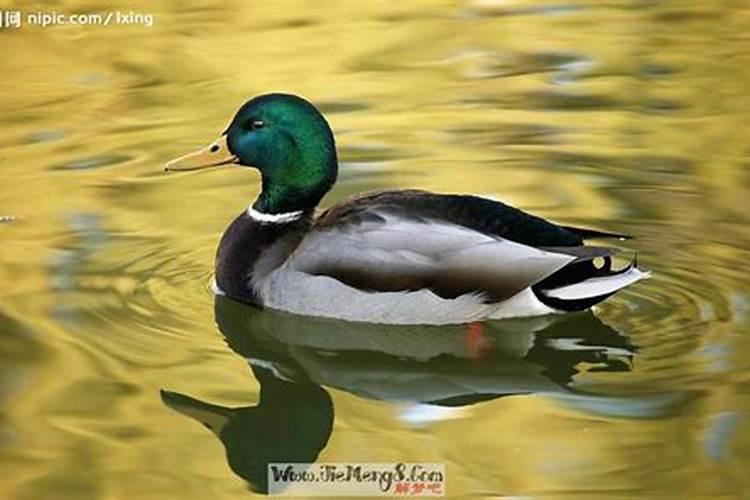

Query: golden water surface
[{"left": 1, "top": 1, "right": 750, "bottom": 498}]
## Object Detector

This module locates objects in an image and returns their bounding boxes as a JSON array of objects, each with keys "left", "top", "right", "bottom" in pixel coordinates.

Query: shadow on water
[{"left": 160, "top": 296, "right": 688, "bottom": 494}]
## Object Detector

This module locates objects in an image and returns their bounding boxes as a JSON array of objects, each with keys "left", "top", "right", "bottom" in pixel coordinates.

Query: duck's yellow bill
[{"left": 164, "top": 136, "right": 238, "bottom": 172}]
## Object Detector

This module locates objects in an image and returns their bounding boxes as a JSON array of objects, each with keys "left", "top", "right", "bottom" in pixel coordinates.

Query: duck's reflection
[
  {"left": 162, "top": 296, "right": 634, "bottom": 493},
  {"left": 161, "top": 365, "right": 332, "bottom": 493}
]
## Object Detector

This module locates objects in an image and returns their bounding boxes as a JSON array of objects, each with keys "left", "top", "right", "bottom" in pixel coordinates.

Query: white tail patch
[{"left": 542, "top": 267, "right": 651, "bottom": 301}]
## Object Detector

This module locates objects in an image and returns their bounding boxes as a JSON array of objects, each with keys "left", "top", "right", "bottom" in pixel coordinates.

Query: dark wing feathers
[
  {"left": 317, "top": 190, "right": 622, "bottom": 248},
  {"left": 317, "top": 190, "right": 586, "bottom": 247},
  {"left": 561, "top": 225, "right": 632, "bottom": 241}
]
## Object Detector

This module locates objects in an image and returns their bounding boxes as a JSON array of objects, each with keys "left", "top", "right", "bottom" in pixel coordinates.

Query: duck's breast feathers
[{"left": 275, "top": 190, "right": 613, "bottom": 303}]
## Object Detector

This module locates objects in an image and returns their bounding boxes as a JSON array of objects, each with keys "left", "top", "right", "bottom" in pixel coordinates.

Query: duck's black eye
[{"left": 245, "top": 119, "right": 265, "bottom": 131}]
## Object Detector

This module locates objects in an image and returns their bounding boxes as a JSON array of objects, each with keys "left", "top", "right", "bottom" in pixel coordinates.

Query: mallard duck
[{"left": 165, "top": 93, "right": 649, "bottom": 325}]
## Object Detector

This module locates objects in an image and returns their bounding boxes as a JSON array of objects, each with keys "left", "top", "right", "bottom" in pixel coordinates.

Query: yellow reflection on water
[{"left": 1, "top": 1, "right": 749, "bottom": 498}]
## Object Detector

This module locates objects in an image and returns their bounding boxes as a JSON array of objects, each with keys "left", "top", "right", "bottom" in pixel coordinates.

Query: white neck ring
[{"left": 246, "top": 206, "right": 304, "bottom": 224}]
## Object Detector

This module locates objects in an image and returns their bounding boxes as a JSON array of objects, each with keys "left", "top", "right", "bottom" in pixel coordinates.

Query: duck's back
[{"left": 315, "top": 189, "right": 588, "bottom": 248}]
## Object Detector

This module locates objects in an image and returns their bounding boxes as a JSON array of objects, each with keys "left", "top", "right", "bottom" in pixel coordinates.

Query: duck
[{"left": 165, "top": 93, "right": 649, "bottom": 325}]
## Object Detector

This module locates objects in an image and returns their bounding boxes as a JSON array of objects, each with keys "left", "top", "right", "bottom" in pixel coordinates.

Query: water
[{"left": 1, "top": 1, "right": 749, "bottom": 498}]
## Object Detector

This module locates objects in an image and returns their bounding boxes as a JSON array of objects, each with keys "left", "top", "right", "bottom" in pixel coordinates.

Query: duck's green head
[{"left": 166, "top": 93, "right": 337, "bottom": 214}]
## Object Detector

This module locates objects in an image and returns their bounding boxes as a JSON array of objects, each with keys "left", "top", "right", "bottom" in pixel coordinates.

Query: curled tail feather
[{"left": 532, "top": 256, "right": 650, "bottom": 311}]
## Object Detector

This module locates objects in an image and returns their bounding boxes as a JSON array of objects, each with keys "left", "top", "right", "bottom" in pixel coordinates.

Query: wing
[
  {"left": 315, "top": 189, "right": 586, "bottom": 247},
  {"left": 283, "top": 191, "right": 616, "bottom": 302}
]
